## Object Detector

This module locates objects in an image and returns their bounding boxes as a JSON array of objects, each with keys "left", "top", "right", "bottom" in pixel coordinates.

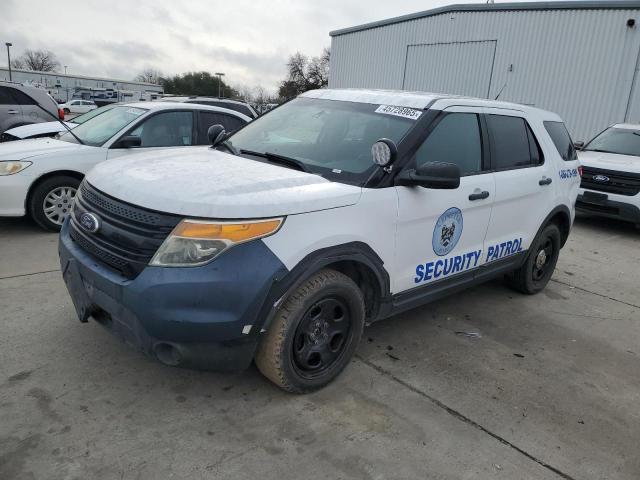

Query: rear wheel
[
  {"left": 29, "top": 175, "right": 80, "bottom": 231},
  {"left": 255, "top": 269, "right": 365, "bottom": 393},
  {"left": 505, "top": 223, "right": 561, "bottom": 294},
  {"left": 63, "top": 108, "right": 70, "bottom": 114}
]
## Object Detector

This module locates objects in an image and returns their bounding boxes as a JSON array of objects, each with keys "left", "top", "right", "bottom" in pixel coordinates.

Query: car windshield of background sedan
[
  {"left": 584, "top": 127, "right": 640, "bottom": 158},
  {"left": 59, "top": 106, "right": 147, "bottom": 146},
  {"left": 226, "top": 97, "right": 416, "bottom": 183},
  {"left": 69, "top": 104, "right": 116, "bottom": 125}
]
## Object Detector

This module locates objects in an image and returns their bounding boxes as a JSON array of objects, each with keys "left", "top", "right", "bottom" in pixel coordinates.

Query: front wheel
[
  {"left": 505, "top": 223, "right": 561, "bottom": 294},
  {"left": 29, "top": 176, "right": 80, "bottom": 231},
  {"left": 255, "top": 269, "right": 365, "bottom": 393},
  {"left": 63, "top": 108, "right": 70, "bottom": 114}
]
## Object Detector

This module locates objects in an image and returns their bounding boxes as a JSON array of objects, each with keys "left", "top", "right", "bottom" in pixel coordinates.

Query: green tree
[
  {"left": 160, "top": 71, "right": 238, "bottom": 98},
  {"left": 278, "top": 48, "right": 330, "bottom": 100}
]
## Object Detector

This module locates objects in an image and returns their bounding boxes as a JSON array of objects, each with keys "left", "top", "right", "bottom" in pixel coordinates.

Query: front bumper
[
  {"left": 59, "top": 219, "right": 288, "bottom": 371},
  {"left": 576, "top": 189, "right": 640, "bottom": 224},
  {"left": 0, "top": 172, "right": 32, "bottom": 216}
]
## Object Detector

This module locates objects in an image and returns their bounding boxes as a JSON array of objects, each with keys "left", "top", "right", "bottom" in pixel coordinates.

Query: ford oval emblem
[
  {"left": 79, "top": 212, "right": 100, "bottom": 233},
  {"left": 593, "top": 174, "right": 610, "bottom": 183}
]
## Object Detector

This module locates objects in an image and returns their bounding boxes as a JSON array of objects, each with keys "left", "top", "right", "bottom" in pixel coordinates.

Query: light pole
[
  {"left": 215, "top": 72, "right": 225, "bottom": 98},
  {"left": 5, "top": 42, "right": 12, "bottom": 81}
]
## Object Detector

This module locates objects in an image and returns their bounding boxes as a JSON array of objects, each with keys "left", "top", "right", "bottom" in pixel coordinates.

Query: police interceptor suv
[
  {"left": 576, "top": 123, "right": 640, "bottom": 226},
  {"left": 59, "top": 89, "right": 580, "bottom": 393}
]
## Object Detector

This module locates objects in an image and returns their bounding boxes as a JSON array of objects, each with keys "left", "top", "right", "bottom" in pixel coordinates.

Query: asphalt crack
[
  {"left": 356, "top": 355, "right": 577, "bottom": 480},
  {"left": 551, "top": 278, "right": 640, "bottom": 310},
  {"left": 0, "top": 269, "right": 59, "bottom": 281}
]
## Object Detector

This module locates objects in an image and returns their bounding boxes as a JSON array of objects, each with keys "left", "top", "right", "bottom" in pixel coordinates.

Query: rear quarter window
[{"left": 544, "top": 121, "right": 577, "bottom": 161}]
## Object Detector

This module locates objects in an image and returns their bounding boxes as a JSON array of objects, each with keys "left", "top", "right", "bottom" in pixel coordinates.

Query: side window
[
  {"left": 9, "top": 88, "right": 36, "bottom": 105},
  {"left": 415, "top": 113, "right": 483, "bottom": 175},
  {"left": 486, "top": 114, "right": 543, "bottom": 169},
  {"left": 544, "top": 121, "right": 577, "bottom": 161},
  {"left": 197, "top": 112, "right": 246, "bottom": 144},
  {"left": 129, "top": 111, "right": 193, "bottom": 147},
  {"left": 0, "top": 87, "right": 16, "bottom": 105}
]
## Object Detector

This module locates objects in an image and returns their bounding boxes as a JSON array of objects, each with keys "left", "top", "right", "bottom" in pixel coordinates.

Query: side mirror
[
  {"left": 573, "top": 141, "right": 584, "bottom": 150},
  {"left": 116, "top": 135, "right": 142, "bottom": 148},
  {"left": 395, "top": 162, "right": 461, "bottom": 189},
  {"left": 208, "top": 124, "right": 226, "bottom": 146},
  {"left": 371, "top": 138, "right": 397, "bottom": 167}
]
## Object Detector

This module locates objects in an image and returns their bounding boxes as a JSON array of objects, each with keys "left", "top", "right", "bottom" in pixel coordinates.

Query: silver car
[{"left": 0, "top": 81, "right": 62, "bottom": 134}]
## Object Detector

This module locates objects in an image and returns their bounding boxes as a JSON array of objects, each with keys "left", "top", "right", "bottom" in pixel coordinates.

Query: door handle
[
  {"left": 539, "top": 177, "right": 553, "bottom": 186},
  {"left": 7, "top": 110, "right": 19, "bottom": 114},
  {"left": 468, "top": 190, "right": 490, "bottom": 201}
]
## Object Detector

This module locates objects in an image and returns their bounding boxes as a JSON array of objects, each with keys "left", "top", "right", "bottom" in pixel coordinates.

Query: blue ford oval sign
[
  {"left": 432, "top": 207, "right": 463, "bottom": 256},
  {"left": 79, "top": 212, "right": 100, "bottom": 233},
  {"left": 593, "top": 175, "right": 610, "bottom": 183}
]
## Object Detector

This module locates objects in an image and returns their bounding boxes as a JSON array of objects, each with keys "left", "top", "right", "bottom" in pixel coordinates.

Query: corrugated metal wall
[{"left": 330, "top": 8, "right": 640, "bottom": 140}]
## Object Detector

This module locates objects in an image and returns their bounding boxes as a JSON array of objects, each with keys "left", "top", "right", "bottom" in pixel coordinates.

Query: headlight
[
  {"left": 150, "top": 217, "right": 283, "bottom": 267},
  {"left": 0, "top": 161, "right": 32, "bottom": 175}
]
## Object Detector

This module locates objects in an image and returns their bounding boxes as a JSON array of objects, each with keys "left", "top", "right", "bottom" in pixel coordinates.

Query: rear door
[
  {"left": 393, "top": 107, "right": 495, "bottom": 293},
  {"left": 482, "top": 110, "right": 556, "bottom": 262},
  {"left": 0, "top": 86, "right": 23, "bottom": 132}
]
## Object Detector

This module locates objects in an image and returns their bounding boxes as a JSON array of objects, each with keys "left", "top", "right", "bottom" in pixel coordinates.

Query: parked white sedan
[
  {"left": 60, "top": 99, "right": 98, "bottom": 115},
  {"left": 0, "top": 101, "right": 251, "bottom": 230}
]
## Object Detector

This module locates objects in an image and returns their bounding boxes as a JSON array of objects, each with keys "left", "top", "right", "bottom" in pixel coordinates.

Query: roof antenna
[{"left": 494, "top": 81, "right": 507, "bottom": 100}]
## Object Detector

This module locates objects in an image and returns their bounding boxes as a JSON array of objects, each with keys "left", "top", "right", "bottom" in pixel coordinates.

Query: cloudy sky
[{"left": 2, "top": 0, "right": 531, "bottom": 93}]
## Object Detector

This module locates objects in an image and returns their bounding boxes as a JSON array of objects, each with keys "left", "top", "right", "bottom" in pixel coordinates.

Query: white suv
[
  {"left": 59, "top": 89, "right": 581, "bottom": 393},
  {"left": 576, "top": 123, "right": 640, "bottom": 227}
]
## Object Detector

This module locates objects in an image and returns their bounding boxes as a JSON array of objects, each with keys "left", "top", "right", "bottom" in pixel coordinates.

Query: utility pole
[
  {"left": 215, "top": 72, "right": 225, "bottom": 98},
  {"left": 5, "top": 42, "right": 12, "bottom": 81}
]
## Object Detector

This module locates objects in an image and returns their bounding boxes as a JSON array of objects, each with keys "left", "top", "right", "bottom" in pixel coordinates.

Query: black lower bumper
[{"left": 576, "top": 193, "right": 640, "bottom": 224}]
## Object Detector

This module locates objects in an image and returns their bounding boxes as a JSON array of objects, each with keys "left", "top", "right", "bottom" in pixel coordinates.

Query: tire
[
  {"left": 29, "top": 175, "right": 80, "bottom": 232},
  {"left": 255, "top": 268, "right": 365, "bottom": 393},
  {"left": 505, "top": 223, "right": 561, "bottom": 294},
  {"left": 63, "top": 108, "right": 70, "bottom": 114}
]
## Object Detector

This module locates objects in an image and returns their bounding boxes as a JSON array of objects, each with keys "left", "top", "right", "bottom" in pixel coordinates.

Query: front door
[{"left": 393, "top": 108, "right": 495, "bottom": 294}]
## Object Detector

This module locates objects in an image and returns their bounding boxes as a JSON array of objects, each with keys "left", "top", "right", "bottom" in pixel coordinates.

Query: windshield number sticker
[{"left": 375, "top": 105, "right": 422, "bottom": 120}]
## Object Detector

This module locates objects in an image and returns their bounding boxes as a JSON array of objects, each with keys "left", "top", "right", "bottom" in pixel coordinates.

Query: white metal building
[
  {"left": 0, "top": 67, "right": 163, "bottom": 103},
  {"left": 329, "top": 1, "right": 640, "bottom": 140}
]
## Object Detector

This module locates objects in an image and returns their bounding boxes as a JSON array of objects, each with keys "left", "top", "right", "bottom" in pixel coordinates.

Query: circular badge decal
[{"left": 432, "top": 207, "right": 463, "bottom": 256}]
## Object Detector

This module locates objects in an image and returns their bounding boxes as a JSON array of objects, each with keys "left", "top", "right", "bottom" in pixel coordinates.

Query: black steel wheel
[
  {"left": 506, "top": 223, "right": 561, "bottom": 294},
  {"left": 255, "top": 269, "right": 365, "bottom": 393}
]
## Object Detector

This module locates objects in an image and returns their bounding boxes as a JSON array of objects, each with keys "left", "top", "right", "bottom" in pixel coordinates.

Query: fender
[
  {"left": 255, "top": 241, "right": 391, "bottom": 334},
  {"left": 538, "top": 204, "right": 572, "bottom": 247}
]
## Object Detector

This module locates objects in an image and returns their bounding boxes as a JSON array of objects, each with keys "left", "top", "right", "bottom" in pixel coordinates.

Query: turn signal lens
[
  {"left": 150, "top": 218, "right": 283, "bottom": 267},
  {"left": 172, "top": 219, "right": 282, "bottom": 242}
]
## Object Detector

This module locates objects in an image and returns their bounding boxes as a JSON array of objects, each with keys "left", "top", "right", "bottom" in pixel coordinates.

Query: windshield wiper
[{"left": 239, "top": 149, "right": 309, "bottom": 172}]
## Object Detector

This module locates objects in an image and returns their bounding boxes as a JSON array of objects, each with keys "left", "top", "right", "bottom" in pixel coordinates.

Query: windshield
[
  {"left": 69, "top": 104, "right": 116, "bottom": 125},
  {"left": 59, "top": 106, "right": 147, "bottom": 146},
  {"left": 226, "top": 97, "right": 418, "bottom": 183},
  {"left": 584, "top": 127, "right": 640, "bottom": 157}
]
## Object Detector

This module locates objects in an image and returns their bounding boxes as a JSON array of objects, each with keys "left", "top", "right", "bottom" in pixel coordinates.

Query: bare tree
[
  {"left": 134, "top": 68, "right": 163, "bottom": 84},
  {"left": 278, "top": 48, "right": 330, "bottom": 100},
  {"left": 13, "top": 49, "right": 60, "bottom": 72}
]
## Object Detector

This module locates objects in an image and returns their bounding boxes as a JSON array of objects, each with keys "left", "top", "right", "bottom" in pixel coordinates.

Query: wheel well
[
  {"left": 548, "top": 210, "right": 571, "bottom": 247},
  {"left": 26, "top": 170, "right": 84, "bottom": 213},
  {"left": 324, "top": 260, "right": 382, "bottom": 321}
]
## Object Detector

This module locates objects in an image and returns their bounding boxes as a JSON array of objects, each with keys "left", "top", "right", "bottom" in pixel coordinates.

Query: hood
[
  {"left": 0, "top": 137, "right": 90, "bottom": 160},
  {"left": 4, "top": 121, "right": 75, "bottom": 139},
  {"left": 86, "top": 148, "right": 362, "bottom": 218},
  {"left": 578, "top": 150, "right": 640, "bottom": 174}
]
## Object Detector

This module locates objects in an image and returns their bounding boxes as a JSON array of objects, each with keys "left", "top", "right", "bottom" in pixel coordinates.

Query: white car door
[
  {"left": 393, "top": 107, "right": 495, "bottom": 294},
  {"left": 106, "top": 110, "right": 196, "bottom": 160},
  {"left": 482, "top": 109, "right": 556, "bottom": 261}
]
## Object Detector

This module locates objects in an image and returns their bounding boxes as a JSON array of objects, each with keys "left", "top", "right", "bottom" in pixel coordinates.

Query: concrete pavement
[{"left": 1, "top": 214, "right": 638, "bottom": 480}]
